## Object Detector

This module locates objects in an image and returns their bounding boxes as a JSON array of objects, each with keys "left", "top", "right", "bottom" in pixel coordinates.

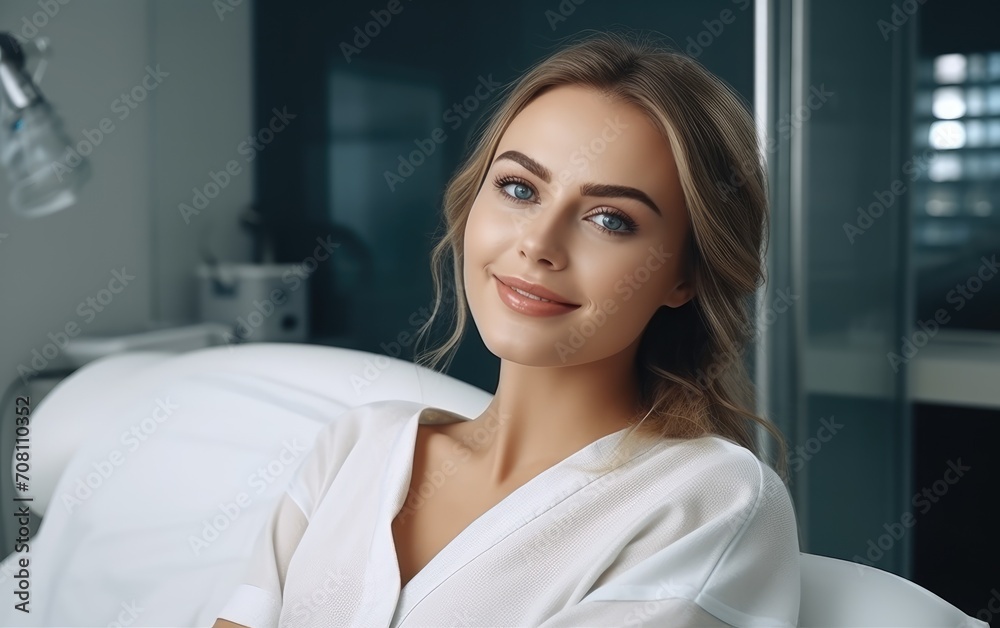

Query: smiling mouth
[
  {"left": 493, "top": 274, "right": 577, "bottom": 305},
  {"left": 493, "top": 276, "right": 581, "bottom": 317}
]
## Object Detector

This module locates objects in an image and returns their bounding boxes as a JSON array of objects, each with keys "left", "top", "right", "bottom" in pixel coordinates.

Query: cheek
[
  {"left": 584, "top": 251, "right": 674, "bottom": 313},
  {"left": 576, "top": 252, "right": 638, "bottom": 297},
  {"left": 463, "top": 202, "right": 501, "bottom": 289},
  {"left": 466, "top": 200, "right": 514, "bottom": 258}
]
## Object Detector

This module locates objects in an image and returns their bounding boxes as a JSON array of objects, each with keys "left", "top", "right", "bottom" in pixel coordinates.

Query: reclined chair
[{"left": 0, "top": 343, "right": 987, "bottom": 627}]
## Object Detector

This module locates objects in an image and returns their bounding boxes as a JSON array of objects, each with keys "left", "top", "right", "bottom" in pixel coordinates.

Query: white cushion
[{"left": 0, "top": 343, "right": 491, "bottom": 626}]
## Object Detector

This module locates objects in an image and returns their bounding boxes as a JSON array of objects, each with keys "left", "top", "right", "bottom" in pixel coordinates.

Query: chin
[{"left": 478, "top": 331, "right": 560, "bottom": 366}]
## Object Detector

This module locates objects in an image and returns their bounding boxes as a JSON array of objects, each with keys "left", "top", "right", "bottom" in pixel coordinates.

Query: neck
[{"left": 464, "top": 342, "right": 644, "bottom": 488}]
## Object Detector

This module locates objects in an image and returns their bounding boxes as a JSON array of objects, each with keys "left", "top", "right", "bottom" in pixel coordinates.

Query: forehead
[{"left": 495, "top": 84, "right": 684, "bottom": 207}]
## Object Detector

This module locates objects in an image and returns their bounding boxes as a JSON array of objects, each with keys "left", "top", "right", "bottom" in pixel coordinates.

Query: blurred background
[{"left": 0, "top": 0, "right": 996, "bottom": 623}]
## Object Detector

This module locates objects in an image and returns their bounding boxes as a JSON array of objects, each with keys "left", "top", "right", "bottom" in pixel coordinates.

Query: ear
[{"left": 663, "top": 277, "right": 694, "bottom": 309}]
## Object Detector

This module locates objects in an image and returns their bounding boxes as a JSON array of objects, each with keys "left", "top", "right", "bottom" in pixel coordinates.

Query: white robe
[{"left": 216, "top": 399, "right": 801, "bottom": 627}]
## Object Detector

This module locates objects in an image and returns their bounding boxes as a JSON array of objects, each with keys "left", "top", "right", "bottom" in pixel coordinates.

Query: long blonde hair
[{"left": 412, "top": 29, "right": 788, "bottom": 480}]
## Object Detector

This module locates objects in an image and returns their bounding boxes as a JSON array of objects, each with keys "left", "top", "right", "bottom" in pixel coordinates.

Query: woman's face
[{"left": 463, "top": 84, "right": 693, "bottom": 367}]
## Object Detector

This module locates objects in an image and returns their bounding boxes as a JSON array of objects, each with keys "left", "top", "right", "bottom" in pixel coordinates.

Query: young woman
[{"left": 215, "top": 30, "right": 801, "bottom": 627}]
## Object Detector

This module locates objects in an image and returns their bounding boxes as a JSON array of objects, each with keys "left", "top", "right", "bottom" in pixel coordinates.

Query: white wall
[{"left": 0, "top": 0, "right": 253, "bottom": 387}]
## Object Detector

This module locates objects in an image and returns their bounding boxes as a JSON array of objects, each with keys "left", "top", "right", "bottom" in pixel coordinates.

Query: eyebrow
[{"left": 493, "top": 150, "right": 662, "bottom": 217}]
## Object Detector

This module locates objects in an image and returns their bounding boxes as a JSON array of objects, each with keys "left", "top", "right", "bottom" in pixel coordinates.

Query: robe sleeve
[
  {"left": 541, "top": 452, "right": 801, "bottom": 628},
  {"left": 537, "top": 596, "right": 734, "bottom": 627},
  {"left": 213, "top": 492, "right": 308, "bottom": 628},
  {"left": 214, "top": 419, "right": 341, "bottom": 628}
]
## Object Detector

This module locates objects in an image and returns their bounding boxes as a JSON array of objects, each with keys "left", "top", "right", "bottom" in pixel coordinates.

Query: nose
[{"left": 515, "top": 202, "right": 569, "bottom": 269}]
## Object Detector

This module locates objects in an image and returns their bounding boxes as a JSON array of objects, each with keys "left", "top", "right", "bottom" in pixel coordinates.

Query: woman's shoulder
[
  {"left": 311, "top": 399, "right": 427, "bottom": 445},
  {"left": 284, "top": 399, "right": 426, "bottom": 518},
  {"left": 303, "top": 398, "right": 429, "bottom": 467},
  {"left": 582, "top": 434, "right": 801, "bottom": 626},
  {"left": 646, "top": 432, "right": 785, "bottom": 486},
  {"left": 338, "top": 398, "right": 430, "bottom": 424},
  {"left": 636, "top": 433, "right": 794, "bottom": 525}
]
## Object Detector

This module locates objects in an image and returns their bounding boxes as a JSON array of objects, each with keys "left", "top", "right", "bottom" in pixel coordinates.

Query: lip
[
  {"left": 494, "top": 275, "right": 577, "bottom": 304},
  {"left": 493, "top": 274, "right": 580, "bottom": 317}
]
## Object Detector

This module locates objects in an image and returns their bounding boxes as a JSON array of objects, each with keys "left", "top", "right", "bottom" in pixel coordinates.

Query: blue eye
[
  {"left": 587, "top": 210, "right": 638, "bottom": 237},
  {"left": 597, "top": 214, "right": 623, "bottom": 231},
  {"left": 493, "top": 175, "right": 536, "bottom": 203},
  {"left": 510, "top": 183, "right": 532, "bottom": 200}
]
